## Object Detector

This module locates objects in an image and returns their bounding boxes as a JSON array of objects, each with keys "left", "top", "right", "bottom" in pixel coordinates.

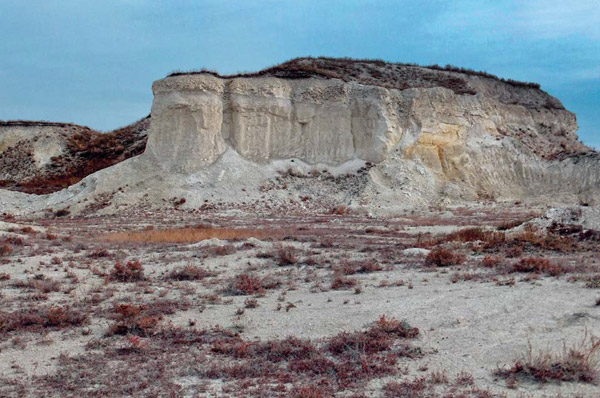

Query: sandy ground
[{"left": 0, "top": 205, "right": 599, "bottom": 397}]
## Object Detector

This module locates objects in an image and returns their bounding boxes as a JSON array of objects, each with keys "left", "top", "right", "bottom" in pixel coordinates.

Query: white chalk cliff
[{"left": 1, "top": 58, "right": 598, "bottom": 215}]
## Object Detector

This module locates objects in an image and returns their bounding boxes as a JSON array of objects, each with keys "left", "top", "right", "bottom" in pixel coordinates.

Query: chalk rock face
[
  {"left": 146, "top": 75, "right": 403, "bottom": 171},
  {"left": 0, "top": 123, "right": 66, "bottom": 170},
  {"left": 145, "top": 77, "right": 226, "bottom": 172},
  {"left": 142, "top": 63, "right": 597, "bottom": 207}
]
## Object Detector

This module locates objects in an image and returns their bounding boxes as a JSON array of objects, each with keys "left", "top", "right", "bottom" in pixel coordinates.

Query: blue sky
[{"left": 1, "top": 0, "right": 598, "bottom": 148}]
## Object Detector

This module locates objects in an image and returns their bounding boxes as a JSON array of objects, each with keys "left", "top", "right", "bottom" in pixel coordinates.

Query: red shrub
[
  {"left": 438, "top": 228, "right": 505, "bottom": 244},
  {"left": 330, "top": 276, "right": 358, "bottom": 290},
  {"left": 168, "top": 264, "right": 215, "bottom": 281},
  {"left": 481, "top": 255, "right": 502, "bottom": 268},
  {"left": 0, "top": 306, "right": 88, "bottom": 332},
  {"left": 224, "top": 274, "right": 266, "bottom": 296},
  {"left": 327, "top": 315, "right": 419, "bottom": 357},
  {"left": 338, "top": 260, "right": 383, "bottom": 275},
  {"left": 383, "top": 377, "right": 427, "bottom": 398},
  {"left": 511, "top": 257, "right": 566, "bottom": 276},
  {"left": 88, "top": 249, "right": 110, "bottom": 258},
  {"left": 277, "top": 245, "right": 299, "bottom": 266},
  {"left": 0, "top": 244, "right": 13, "bottom": 257},
  {"left": 110, "top": 260, "right": 145, "bottom": 282},
  {"left": 496, "top": 336, "right": 600, "bottom": 383},
  {"left": 290, "top": 385, "right": 333, "bottom": 398},
  {"left": 207, "top": 244, "right": 236, "bottom": 256},
  {"left": 424, "top": 247, "right": 465, "bottom": 267},
  {"left": 107, "top": 303, "right": 159, "bottom": 337}
]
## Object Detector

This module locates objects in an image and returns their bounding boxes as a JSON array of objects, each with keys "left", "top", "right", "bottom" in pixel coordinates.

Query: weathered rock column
[{"left": 145, "top": 75, "right": 226, "bottom": 173}]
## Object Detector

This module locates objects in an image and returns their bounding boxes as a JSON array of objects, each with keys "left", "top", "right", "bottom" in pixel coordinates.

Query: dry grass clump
[
  {"left": 88, "top": 249, "right": 111, "bottom": 258},
  {"left": 109, "top": 260, "right": 145, "bottom": 282},
  {"left": 167, "top": 264, "right": 215, "bottom": 281},
  {"left": 330, "top": 205, "right": 352, "bottom": 215},
  {"left": 437, "top": 228, "right": 505, "bottom": 244},
  {"left": 289, "top": 385, "right": 333, "bottom": 398},
  {"left": 107, "top": 304, "right": 159, "bottom": 337},
  {"left": 382, "top": 375, "right": 494, "bottom": 398},
  {"left": 511, "top": 257, "right": 568, "bottom": 276},
  {"left": 223, "top": 273, "right": 280, "bottom": 296},
  {"left": 583, "top": 274, "right": 600, "bottom": 289},
  {"left": 383, "top": 377, "right": 428, "bottom": 398},
  {"left": 424, "top": 247, "right": 466, "bottom": 267},
  {"left": 330, "top": 274, "right": 358, "bottom": 290},
  {"left": 432, "top": 225, "right": 581, "bottom": 257},
  {"left": 277, "top": 244, "right": 299, "bottom": 266},
  {"left": 337, "top": 259, "right": 383, "bottom": 275},
  {"left": 102, "top": 227, "right": 290, "bottom": 244},
  {"left": 327, "top": 315, "right": 419, "bottom": 357},
  {"left": 13, "top": 276, "right": 62, "bottom": 293},
  {"left": 496, "top": 334, "right": 600, "bottom": 384},
  {"left": 0, "top": 244, "right": 13, "bottom": 257},
  {"left": 206, "top": 244, "right": 237, "bottom": 256},
  {"left": 0, "top": 306, "right": 88, "bottom": 333},
  {"left": 480, "top": 255, "right": 503, "bottom": 268}
]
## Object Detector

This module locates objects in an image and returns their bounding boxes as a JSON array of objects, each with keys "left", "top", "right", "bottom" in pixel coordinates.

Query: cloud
[
  {"left": 571, "top": 66, "right": 600, "bottom": 81},
  {"left": 514, "top": 0, "right": 600, "bottom": 39},
  {"left": 436, "top": 0, "right": 600, "bottom": 40}
]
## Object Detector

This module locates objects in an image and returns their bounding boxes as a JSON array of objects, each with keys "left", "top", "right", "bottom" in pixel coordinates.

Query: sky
[{"left": 0, "top": 0, "right": 598, "bottom": 148}]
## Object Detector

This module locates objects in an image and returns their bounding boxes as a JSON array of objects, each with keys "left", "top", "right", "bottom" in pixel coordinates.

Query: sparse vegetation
[
  {"left": 0, "top": 208, "right": 597, "bottom": 397},
  {"left": 167, "top": 264, "right": 215, "bottom": 281},
  {"left": 103, "top": 226, "right": 291, "bottom": 243},
  {"left": 223, "top": 273, "right": 279, "bottom": 296},
  {"left": 107, "top": 303, "right": 159, "bottom": 337},
  {"left": 424, "top": 247, "right": 466, "bottom": 267},
  {"left": 0, "top": 306, "right": 88, "bottom": 333},
  {"left": 110, "top": 260, "right": 145, "bottom": 282},
  {"left": 277, "top": 244, "right": 299, "bottom": 266},
  {"left": 496, "top": 334, "right": 600, "bottom": 384},
  {"left": 0, "top": 244, "right": 13, "bottom": 257},
  {"left": 511, "top": 257, "right": 567, "bottom": 276}
]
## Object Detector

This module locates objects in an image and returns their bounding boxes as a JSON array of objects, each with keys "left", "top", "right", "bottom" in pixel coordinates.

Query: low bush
[
  {"left": 424, "top": 247, "right": 465, "bottom": 267},
  {"left": 0, "top": 244, "right": 13, "bottom": 257},
  {"left": 223, "top": 274, "right": 275, "bottom": 296},
  {"left": 277, "top": 245, "right": 299, "bottom": 266},
  {"left": 330, "top": 275, "right": 358, "bottom": 290},
  {"left": 207, "top": 244, "right": 236, "bottom": 256},
  {"left": 438, "top": 228, "right": 505, "bottom": 244},
  {"left": 511, "top": 257, "right": 567, "bottom": 276},
  {"left": 107, "top": 303, "right": 159, "bottom": 337},
  {"left": 480, "top": 255, "right": 502, "bottom": 268},
  {"left": 327, "top": 315, "right": 419, "bottom": 357},
  {"left": 13, "top": 276, "right": 61, "bottom": 293},
  {"left": 496, "top": 335, "right": 600, "bottom": 384},
  {"left": 0, "top": 306, "right": 88, "bottom": 332},
  {"left": 167, "top": 264, "right": 215, "bottom": 281},
  {"left": 110, "top": 260, "right": 145, "bottom": 282},
  {"left": 338, "top": 260, "right": 383, "bottom": 275}
]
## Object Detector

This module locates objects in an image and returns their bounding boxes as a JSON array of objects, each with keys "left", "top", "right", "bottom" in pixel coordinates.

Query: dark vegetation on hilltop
[
  {"left": 169, "top": 56, "right": 550, "bottom": 101},
  {"left": 0, "top": 115, "right": 150, "bottom": 194},
  {"left": 0, "top": 121, "right": 94, "bottom": 128}
]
